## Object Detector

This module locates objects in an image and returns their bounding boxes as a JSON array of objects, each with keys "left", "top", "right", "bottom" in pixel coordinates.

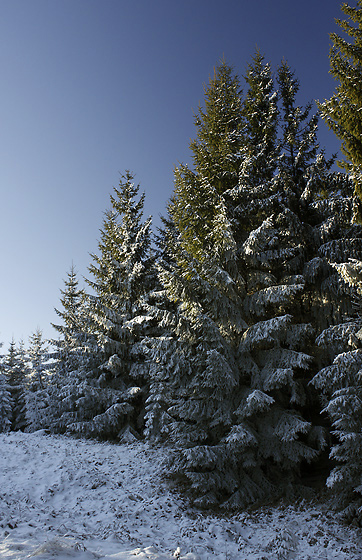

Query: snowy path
[{"left": 0, "top": 432, "right": 361, "bottom": 559}]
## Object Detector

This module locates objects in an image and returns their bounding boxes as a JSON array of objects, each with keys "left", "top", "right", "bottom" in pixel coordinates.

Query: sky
[{"left": 0, "top": 0, "right": 346, "bottom": 351}]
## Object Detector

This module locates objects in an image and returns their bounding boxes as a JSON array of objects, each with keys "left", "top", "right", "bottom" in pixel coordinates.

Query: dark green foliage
[
  {"left": 318, "top": 1, "right": 362, "bottom": 209},
  {"left": 312, "top": 259, "right": 362, "bottom": 523},
  {"left": 190, "top": 59, "right": 244, "bottom": 194},
  {"left": 151, "top": 56, "right": 342, "bottom": 509}
]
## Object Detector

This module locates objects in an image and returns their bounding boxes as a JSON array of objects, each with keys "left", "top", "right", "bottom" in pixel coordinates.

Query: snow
[{"left": 0, "top": 432, "right": 361, "bottom": 559}]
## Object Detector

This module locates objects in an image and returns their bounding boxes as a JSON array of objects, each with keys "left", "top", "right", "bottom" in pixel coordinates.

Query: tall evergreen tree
[
  {"left": 67, "top": 172, "right": 156, "bottom": 440},
  {"left": 148, "top": 61, "right": 248, "bottom": 507},
  {"left": 317, "top": 1, "right": 362, "bottom": 211},
  {"left": 233, "top": 60, "right": 362, "bottom": 509},
  {"left": 190, "top": 59, "right": 244, "bottom": 194},
  {"left": 274, "top": 61, "right": 356, "bottom": 333},
  {"left": 225, "top": 56, "right": 329, "bottom": 507},
  {"left": 155, "top": 55, "right": 353, "bottom": 509},
  {"left": 275, "top": 58, "right": 362, "bottom": 520},
  {"left": 277, "top": 61, "right": 329, "bottom": 208}
]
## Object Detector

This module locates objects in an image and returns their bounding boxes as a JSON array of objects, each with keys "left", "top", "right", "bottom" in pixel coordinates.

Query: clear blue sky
[{"left": 0, "top": 0, "right": 344, "bottom": 350}]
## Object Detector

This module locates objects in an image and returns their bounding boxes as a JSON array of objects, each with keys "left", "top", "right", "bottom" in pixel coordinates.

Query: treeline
[{"left": 1, "top": 2, "right": 362, "bottom": 524}]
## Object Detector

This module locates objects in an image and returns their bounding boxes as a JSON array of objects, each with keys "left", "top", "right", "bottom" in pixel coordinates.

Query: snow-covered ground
[{"left": 0, "top": 432, "right": 361, "bottom": 560}]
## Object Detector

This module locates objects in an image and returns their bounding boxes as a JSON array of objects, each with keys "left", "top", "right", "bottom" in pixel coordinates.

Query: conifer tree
[
  {"left": 156, "top": 55, "right": 350, "bottom": 509},
  {"left": 141, "top": 216, "right": 178, "bottom": 441},
  {"left": 274, "top": 61, "right": 356, "bottom": 333},
  {"left": 155, "top": 57, "right": 323, "bottom": 507},
  {"left": 224, "top": 56, "right": 329, "bottom": 507},
  {"left": 277, "top": 61, "right": 329, "bottom": 207},
  {"left": 233, "top": 58, "right": 362, "bottom": 509},
  {"left": 0, "top": 375, "right": 12, "bottom": 432},
  {"left": 52, "top": 264, "right": 86, "bottom": 374},
  {"left": 317, "top": 1, "right": 362, "bottom": 210},
  {"left": 312, "top": 259, "right": 362, "bottom": 523},
  {"left": 0, "top": 343, "right": 12, "bottom": 433},
  {"left": 25, "top": 329, "right": 54, "bottom": 431},
  {"left": 3, "top": 339, "right": 27, "bottom": 431},
  {"left": 274, "top": 58, "right": 362, "bottom": 520},
  {"left": 229, "top": 51, "right": 279, "bottom": 238},
  {"left": 148, "top": 61, "right": 248, "bottom": 506},
  {"left": 67, "top": 172, "right": 156, "bottom": 440},
  {"left": 44, "top": 265, "right": 88, "bottom": 433},
  {"left": 190, "top": 59, "right": 244, "bottom": 194}
]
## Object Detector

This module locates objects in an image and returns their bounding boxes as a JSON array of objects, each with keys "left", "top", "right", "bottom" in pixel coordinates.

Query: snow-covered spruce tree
[
  {"left": 233, "top": 50, "right": 280, "bottom": 234},
  {"left": 149, "top": 56, "right": 328, "bottom": 509},
  {"left": 151, "top": 56, "right": 357, "bottom": 508},
  {"left": 0, "top": 342, "right": 13, "bottom": 433},
  {"left": 52, "top": 264, "right": 86, "bottom": 374},
  {"left": 67, "top": 172, "right": 157, "bottom": 441},
  {"left": 0, "top": 375, "right": 12, "bottom": 432},
  {"left": 46, "top": 264, "right": 89, "bottom": 433},
  {"left": 312, "top": 260, "right": 362, "bottom": 523},
  {"left": 25, "top": 329, "right": 54, "bottom": 432},
  {"left": 274, "top": 61, "right": 357, "bottom": 334},
  {"left": 277, "top": 61, "right": 329, "bottom": 210},
  {"left": 236, "top": 59, "right": 362, "bottom": 507},
  {"left": 142, "top": 215, "right": 180, "bottom": 442},
  {"left": 302, "top": 138, "right": 362, "bottom": 508},
  {"left": 3, "top": 339, "right": 27, "bottom": 431},
  {"left": 220, "top": 56, "right": 333, "bottom": 507},
  {"left": 149, "top": 61, "right": 249, "bottom": 507}
]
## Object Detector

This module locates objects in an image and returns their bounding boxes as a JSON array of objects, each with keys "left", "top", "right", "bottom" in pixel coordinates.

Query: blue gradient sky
[{"left": 0, "top": 0, "right": 344, "bottom": 350}]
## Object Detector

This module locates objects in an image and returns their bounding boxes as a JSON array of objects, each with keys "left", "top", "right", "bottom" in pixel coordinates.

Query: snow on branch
[
  {"left": 240, "top": 314, "right": 292, "bottom": 351},
  {"left": 333, "top": 259, "right": 362, "bottom": 292},
  {"left": 244, "top": 284, "right": 304, "bottom": 317}
]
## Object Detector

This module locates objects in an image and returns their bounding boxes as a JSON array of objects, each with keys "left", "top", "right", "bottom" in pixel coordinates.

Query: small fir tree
[
  {"left": 52, "top": 264, "right": 86, "bottom": 374},
  {"left": 46, "top": 265, "right": 89, "bottom": 433},
  {"left": 140, "top": 217, "right": 179, "bottom": 441},
  {"left": 0, "top": 374, "right": 12, "bottom": 433},
  {"left": 0, "top": 342, "right": 12, "bottom": 433},
  {"left": 25, "top": 329, "right": 54, "bottom": 432},
  {"left": 3, "top": 339, "right": 27, "bottom": 431}
]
